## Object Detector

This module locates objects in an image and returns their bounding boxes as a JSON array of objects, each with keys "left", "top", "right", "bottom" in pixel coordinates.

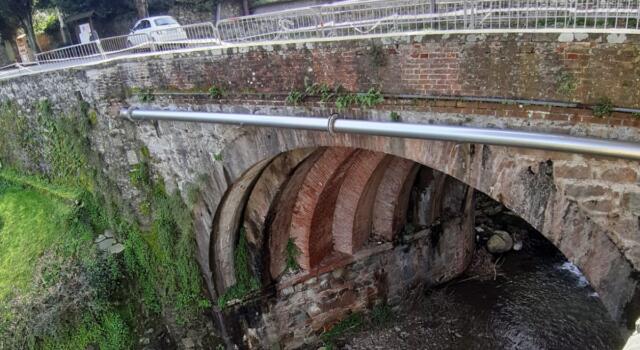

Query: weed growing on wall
[
  {"left": 557, "top": 72, "right": 577, "bottom": 96},
  {"left": 593, "top": 98, "right": 613, "bottom": 117},
  {"left": 126, "top": 148, "right": 211, "bottom": 323},
  {"left": 285, "top": 81, "right": 384, "bottom": 111},
  {"left": 0, "top": 100, "right": 37, "bottom": 170},
  {"left": 285, "top": 238, "right": 300, "bottom": 272},
  {"left": 218, "top": 228, "right": 260, "bottom": 308},
  {"left": 132, "top": 88, "right": 156, "bottom": 103},
  {"left": 286, "top": 89, "right": 304, "bottom": 105},
  {"left": 208, "top": 85, "right": 226, "bottom": 99}
]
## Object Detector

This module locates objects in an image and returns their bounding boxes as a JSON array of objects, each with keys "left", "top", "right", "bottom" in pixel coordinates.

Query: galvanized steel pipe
[{"left": 120, "top": 108, "right": 640, "bottom": 160}]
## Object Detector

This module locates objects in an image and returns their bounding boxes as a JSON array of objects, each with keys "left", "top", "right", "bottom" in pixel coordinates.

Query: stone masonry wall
[{"left": 231, "top": 229, "right": 456, "bottom": 349}]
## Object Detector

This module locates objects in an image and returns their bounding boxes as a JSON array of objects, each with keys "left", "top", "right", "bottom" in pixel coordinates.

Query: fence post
[
  {"left": 463, "top": 0, "right": 469, "bottom": 29},
  {"left": 573, "top": 0, "right": 578, "bottom": 28},
  {"left": 96, "top": 40, "right": 107, "bottom": 59},
  {"left": 317, "top": 7, "right": 325, "bottom": 38},
  {"left": 148, "top": 34, "right": 157, "bottom": 52},
  {"left": 469, "top": 0, "right": 475, "bottom": 29}
]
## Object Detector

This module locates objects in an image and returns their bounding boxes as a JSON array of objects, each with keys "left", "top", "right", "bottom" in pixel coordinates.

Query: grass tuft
[{"left": 320, "top": 313, "right": 364, "bottom": 349}]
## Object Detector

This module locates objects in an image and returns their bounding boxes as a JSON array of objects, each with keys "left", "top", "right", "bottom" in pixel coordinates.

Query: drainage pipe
[{"left": 120, "top": 108, "right": 640, "bottom": 160}]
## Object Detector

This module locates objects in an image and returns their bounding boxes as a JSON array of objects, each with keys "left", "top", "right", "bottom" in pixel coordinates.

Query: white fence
[
  {"left": 4, "top": 0, "right": 640, "bottom": 77},
  {"left": 218, "top": 0, "right": 640, "bottom": 42},
  {"left": 34, "top": 22, "right": 219, "bottom": 65}
]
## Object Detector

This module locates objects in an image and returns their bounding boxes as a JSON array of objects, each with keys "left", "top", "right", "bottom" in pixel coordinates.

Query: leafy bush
[{"left": 33, "top": 10, "right": 58, "bottom": 34}]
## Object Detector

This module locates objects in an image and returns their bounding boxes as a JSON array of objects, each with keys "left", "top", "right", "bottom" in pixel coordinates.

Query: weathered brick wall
[
  {"left": 6, "top": 32, "right": 640, "bottom": 111},
  {"left": 40, "top": 32, "right": 639, "bottom": 108}
]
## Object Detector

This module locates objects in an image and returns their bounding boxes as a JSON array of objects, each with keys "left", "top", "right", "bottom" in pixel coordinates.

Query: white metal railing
[
  {"left": 2, "top": 0, "right": 640, "bottom": 78},
  {"left": 218, "top": 0, "right": 640, "bottom": 42},
  {"left": 35, "top": 41, "right": 103, "bottom": 64}
]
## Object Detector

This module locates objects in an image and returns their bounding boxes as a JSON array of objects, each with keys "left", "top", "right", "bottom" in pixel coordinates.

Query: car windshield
[{"left": 154, "top": 17, "right": 178, "bottom": 26}]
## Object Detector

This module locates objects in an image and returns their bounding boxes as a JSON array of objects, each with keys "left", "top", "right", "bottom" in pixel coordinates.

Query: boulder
[
  {"left": 486, "top": 230, "right": 513, "bottom": 254},
  {"left": 181, "top": 337, "right": 195, "bottom": 349},
  {"left": 97, "top": 238, "right": 116, "bottom": 251},
  {"left": 108, "top": 243, "right": 125, "bottom": 255}
]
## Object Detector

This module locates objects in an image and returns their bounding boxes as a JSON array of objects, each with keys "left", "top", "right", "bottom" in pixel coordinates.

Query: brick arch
[
  {"left": 242, "top": 148, "right": 316, "bottom": 282},
  {"left": 202, "top": 127, "right": 638, "bottom": 322},
  {"left": 290, "top": 147, "right": 358, "bottom": 270},
  {"left": 333, "top": 150, "right": 389, "bottom": 254}
]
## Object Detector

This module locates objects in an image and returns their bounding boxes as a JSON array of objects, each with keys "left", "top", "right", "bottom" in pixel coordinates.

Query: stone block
[
  {"left": 554, "top": 164, "right": 592, "bottom": 180},
  {"left": 601, "top": 168, "right": 637, "bottom": 183}
]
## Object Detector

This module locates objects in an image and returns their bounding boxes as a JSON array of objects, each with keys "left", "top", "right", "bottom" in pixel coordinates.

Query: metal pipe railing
[{"left": 120, "top": 108, "right": 640, "bottom": 160}]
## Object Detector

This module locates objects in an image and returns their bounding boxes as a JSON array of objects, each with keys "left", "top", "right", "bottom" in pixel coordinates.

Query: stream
[{"left": 343, "top": 224, "right": 625, "bottom": 350}]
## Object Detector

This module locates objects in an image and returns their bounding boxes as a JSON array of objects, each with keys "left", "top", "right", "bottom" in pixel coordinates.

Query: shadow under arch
[{"left": 200, "top": 126, "right": 638, "bottom": 325}]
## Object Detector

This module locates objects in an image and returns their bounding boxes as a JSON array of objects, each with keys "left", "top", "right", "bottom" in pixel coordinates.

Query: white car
[{"left": 127, "top": 16, "right": 188, "bottom": 47}]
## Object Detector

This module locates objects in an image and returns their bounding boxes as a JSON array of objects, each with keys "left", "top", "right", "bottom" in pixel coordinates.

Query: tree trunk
[
  {"left": 135, "top": 0, "right": 149, "bottom": 19},
  {"left": 9, "top": 40, "right": 21, "bottom": 63},
  {"left": 21, "top": 15, "right": 39, "bottom": 56},
  {"left": 57, "top": 8, "right": 69, "bottom": 45},
  {"left": 242, "top": 0, "right": 250, "bottom": 16}
]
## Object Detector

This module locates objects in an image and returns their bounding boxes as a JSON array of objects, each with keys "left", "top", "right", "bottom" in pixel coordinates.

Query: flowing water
[{"left": 343, "top": 233, "right": 626, "bottom": 350}]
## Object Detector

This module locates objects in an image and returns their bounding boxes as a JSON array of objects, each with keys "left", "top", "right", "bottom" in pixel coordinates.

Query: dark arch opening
[{"left": 209, "top": 146, "right": 626, "bottom": 349}]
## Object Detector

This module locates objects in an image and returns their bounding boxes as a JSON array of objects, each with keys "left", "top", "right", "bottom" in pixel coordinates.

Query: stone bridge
[{"left": 2, "top": 31, "right": 640, "bottom": 347}]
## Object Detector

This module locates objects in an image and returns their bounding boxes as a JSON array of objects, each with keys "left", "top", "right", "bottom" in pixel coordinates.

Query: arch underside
[{"left": 201, "top": 126, "right": 639, "bottom": 324}]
